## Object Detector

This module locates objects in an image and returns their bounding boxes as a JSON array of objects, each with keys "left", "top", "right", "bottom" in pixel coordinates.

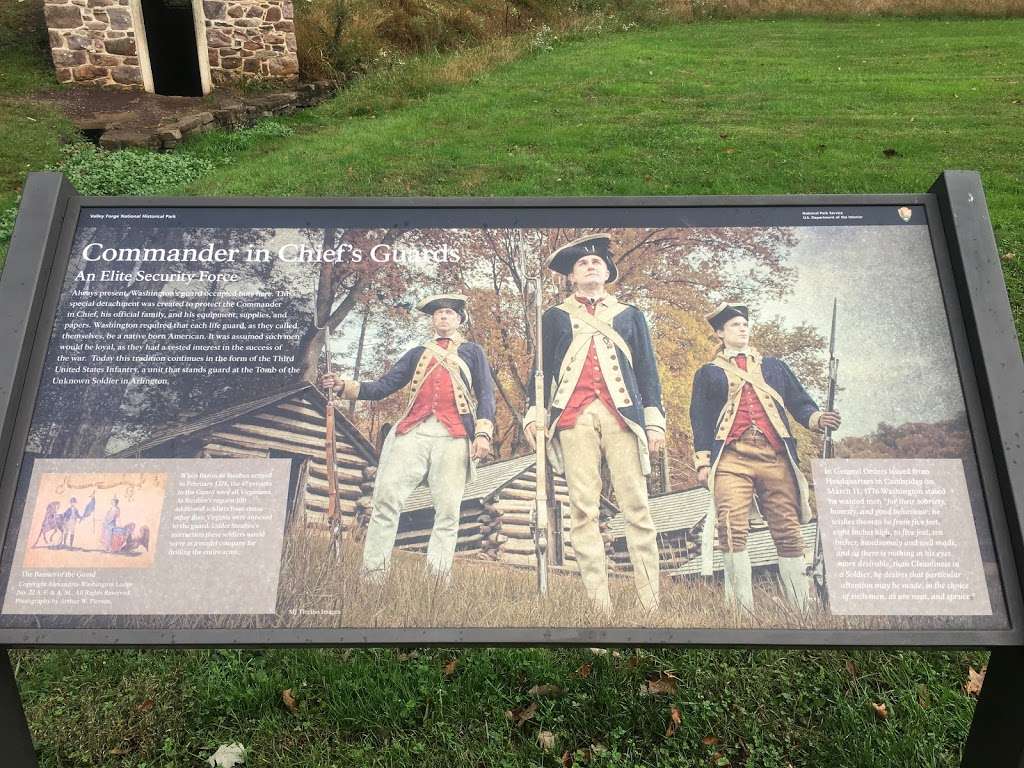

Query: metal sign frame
[{"left": 0, "top": 171, "right": 1021, "bottom": 649}]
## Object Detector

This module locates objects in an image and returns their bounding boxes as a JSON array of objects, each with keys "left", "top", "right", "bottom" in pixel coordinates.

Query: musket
[
  {"left": 811, "top": 298, "right": 838, "bottom": 609},
  {"left": 531, "top": 274, "right": 550, "bottom": 595},
  {"left": 324, "top": 321, "right": 343, "bottom": 562}
]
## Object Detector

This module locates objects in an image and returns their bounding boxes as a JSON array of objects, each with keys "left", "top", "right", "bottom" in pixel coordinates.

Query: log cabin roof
[
  {"left": 109, "top": 381, "right": 378, "bottom": 462},
  {"left": 669, "top": 522, "right": 818, "bottom": 575},
  {"left": 401, "top": 454, "right": 536, "bottom": 513},
  {"left": 606, "top": 486, "right": 713, "bottom": 539}
]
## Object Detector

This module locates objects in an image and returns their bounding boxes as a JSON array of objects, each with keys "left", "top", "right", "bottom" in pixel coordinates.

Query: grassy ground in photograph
[{"left": 7, "top": 16, "right": 1022, "bottom": 768}]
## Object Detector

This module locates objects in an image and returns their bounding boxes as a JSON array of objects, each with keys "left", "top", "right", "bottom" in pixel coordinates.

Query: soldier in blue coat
[
  {"left": 690, "top": 303, "right": 841, "bottom": 613},
  {"left": 525, "top": 234, "right": 666, "bottom": 613},
  {"left": 324, "top": 294, "right": 496, "bottom": 579}
]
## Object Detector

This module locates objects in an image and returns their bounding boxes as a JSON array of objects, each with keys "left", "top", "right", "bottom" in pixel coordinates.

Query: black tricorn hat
[
  {"left": 546, "top": 233, "right": 618, "bottom": 284},
  {"left": 705, "top": 302, "right": 749, "bottom": 331},
  {"left": 416, "top": 293, "right": 468, "bottom": 322}
]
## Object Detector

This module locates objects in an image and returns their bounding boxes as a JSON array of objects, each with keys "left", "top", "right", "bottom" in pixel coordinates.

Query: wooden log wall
[
  {"left": 198, "top": 394, "right": 375, "bottom": 533},
  {"left": 477, "top": 467, "right": 614, "bottom": 569}
]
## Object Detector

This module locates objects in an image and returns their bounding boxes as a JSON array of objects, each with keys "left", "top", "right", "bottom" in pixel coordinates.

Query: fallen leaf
[
  {"left": 588, "top": 647, "right": 608, "bottom": 656},
  {"left": 916, "top": 684, "right": 930, "bottom": 709},
  {"left": 207, "top": 742, "right": 246, "bottom": 768},
  {"left": 576, "top": 662, "right": 593, "bottom": 679},
  {"left": 882, "top": 148, "right": 899, "bottom": 158},
  {"left": 845, "top": 660, "right": 858, "bottom": 679},
  {"left": 443, "top": 658, "right": 459, "bottom": 677},
  {"left": 965, "top": 665, "right": 986, "bottom": 697},
  {"left": 109, "top": 746, "right": 130, "bottom": 756},
  {"left": 702, "top": 736, "right": 720, "bottom": 746},
  {"left": 1001, "top": 251, "right": 1016, "bottom": 262},
  {"left": 538, "top": 731, "right": 557, "bottom": 751},
  {"left": 871, "top": 701, "right": 889, "bottom": 719},
  {"left": 281, "top": 689, "right": 299, "bottom": 714},
  {"left": 396, "top": 650, "right": 419, "bottom": 661},
  {"left": 665, "top": 706, "right": 682, "bottom": 737},
  {"left": 611, "top": 650, "right": 621, "bottom": 659},
  {"left": 528, "top": 683, "right": 563, "bottom": 697},
  {"left": 506, "top": 701, "right": 539, "bottom": 727},
  {"left": 561, "top": 750, "right": 574, "bottom": 767},
  {"left": 642, "top": 673, "right": 679, "bottom": 696},
  {"left": 711, "top": 752, "right": 732, "bottom": 766},
  {"left": 137, "top": 698, "right": 155, "bottom": 712}
]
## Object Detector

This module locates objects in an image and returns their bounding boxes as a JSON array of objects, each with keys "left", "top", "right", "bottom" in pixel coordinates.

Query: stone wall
[
  {"left": 44, "top": 0, "right": 299, "bottom": 91},
  {"left": 202, "top": 0, "right": 299, "bottom": 84},
  {"left": 45, "top": 0, "right": 144, "bottom": 88}
]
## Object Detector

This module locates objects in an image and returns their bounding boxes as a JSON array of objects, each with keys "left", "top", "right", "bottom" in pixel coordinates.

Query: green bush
[{"left": 52, "top": 142, "right": 214, "bottom": 197}]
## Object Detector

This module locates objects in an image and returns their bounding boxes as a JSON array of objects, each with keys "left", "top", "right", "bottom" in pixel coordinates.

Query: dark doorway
[{"left": 140, "top": 0, "right": 203, "bottom": 96}]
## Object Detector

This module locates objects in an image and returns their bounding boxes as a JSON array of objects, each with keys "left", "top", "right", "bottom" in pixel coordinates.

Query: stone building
[{"left": 44, "top": 0, "right": 299, "bottom": 96}]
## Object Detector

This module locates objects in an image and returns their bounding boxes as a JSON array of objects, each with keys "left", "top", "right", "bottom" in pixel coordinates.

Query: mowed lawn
[
  {"left": 11, "top": 18, "right": 1024, "bottom": 768},
  {"left": 182, "top": 18, "right": 1024, "bottom": 329}
]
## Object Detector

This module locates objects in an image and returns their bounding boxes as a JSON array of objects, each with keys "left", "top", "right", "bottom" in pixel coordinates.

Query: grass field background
[{"left": 3, "top": 15, "right": 1022, "bottom": 768}]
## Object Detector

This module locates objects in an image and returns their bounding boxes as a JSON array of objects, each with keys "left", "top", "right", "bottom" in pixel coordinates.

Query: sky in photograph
[{"left": 758, "top": 223, "right": 967, "bottom": 437}]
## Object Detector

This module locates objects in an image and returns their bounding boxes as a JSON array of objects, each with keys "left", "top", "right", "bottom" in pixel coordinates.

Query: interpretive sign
[
  {"left": 1, "top": 171, "right": 1022, "bottom": 768},
  {"left": 0, "top": 172, "right": 1021, "bottom": 648}
]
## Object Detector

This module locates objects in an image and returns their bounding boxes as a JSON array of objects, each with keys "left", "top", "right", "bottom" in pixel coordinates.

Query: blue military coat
[
  {"left": 351, "top": 335, "right": 496, "bottom": 440},
  {"left": 525, "top": 295, "right": 665, "bottom": 474}
]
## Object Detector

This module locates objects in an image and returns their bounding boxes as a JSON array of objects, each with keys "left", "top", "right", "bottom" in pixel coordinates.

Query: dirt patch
[{"left": 33, "top": 81, "right": 334, "bottom": 150}]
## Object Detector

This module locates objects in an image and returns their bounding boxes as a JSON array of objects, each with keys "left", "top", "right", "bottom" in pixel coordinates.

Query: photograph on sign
[{"left": 0, "top": 204, "right": 1008, "bottom": 632}]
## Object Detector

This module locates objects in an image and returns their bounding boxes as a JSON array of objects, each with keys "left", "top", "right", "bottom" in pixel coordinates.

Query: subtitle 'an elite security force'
[{"left": 323, "top": 234, "right": 841, "bottom": 617}]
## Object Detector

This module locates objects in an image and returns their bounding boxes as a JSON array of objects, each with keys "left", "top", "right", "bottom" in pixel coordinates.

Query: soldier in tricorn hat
[
  {"left": 323, "top": 293, "right": 495, "bottom": 579},
  {"left": 525, "top": 233, "right": 665, "bottom": 613},
  {"left": 689, "top": 302, "right": 841, "bottom": 613}
]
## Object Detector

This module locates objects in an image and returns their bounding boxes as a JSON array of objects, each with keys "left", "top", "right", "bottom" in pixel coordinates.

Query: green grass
[
  {"left": 14, "top": 646, "right": 989, "bottom": 767},
  {"left": 181, "top": 18, "right": 1024, "bottom": 330},
  {"left": 8, "top": 17, "right": 1023, "bottom": 767},
  {"left": 0, "top": 0, "right": 74, "bottom": 226}
]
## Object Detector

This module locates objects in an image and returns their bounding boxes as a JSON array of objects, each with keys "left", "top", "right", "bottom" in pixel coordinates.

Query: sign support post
[{"left": 0, "top": 649, "right": 36, "bottom": 768}]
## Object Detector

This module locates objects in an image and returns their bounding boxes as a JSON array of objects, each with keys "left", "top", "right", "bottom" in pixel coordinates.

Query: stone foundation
[
  {"left": 44, "top": 0, "right": 299, "bottom": 92},
  {"left": 45, "top": 0, "right": 145, "bottom": 88}
]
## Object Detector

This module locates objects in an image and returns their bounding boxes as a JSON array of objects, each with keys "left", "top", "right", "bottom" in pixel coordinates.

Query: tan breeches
[
  {"left": 558, "top": 400, "right": 659, "bottom": 610},
  {"left": 714, "top": 429, "right": 804, "bottom": 558}
]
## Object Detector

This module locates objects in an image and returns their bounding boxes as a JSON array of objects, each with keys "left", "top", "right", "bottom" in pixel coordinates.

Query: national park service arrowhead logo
[{"left": 897, "top": 206, "right": 913, "bottom": 223}]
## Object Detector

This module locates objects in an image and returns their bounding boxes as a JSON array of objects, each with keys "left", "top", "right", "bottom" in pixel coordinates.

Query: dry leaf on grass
[
  {"left": 845, "top": 660, "right": 858, "bottom": 679},
  {"left": 537, "top": 731, "right": 557, "bottom": 751},
  {"left": 1000, "top": 252, "right": 1016, "bottom": 262},
  {"left": 576, "top": 662, "right": 593, "bottom": 679},
  {"left": 137, "top": 698, "right": 155, "bottom": 712},
  {"left": 641, "top": 673, "right": 679, "bottom": 696},
  {"left": 965, "top": 666, "right": 986, "bottom": 697},
  {"left": 702, "top": 736, "right": 720, "bottom": 746},
  {"left": 207, "top": 742, "right": 246, "bottom": 768},
  {"left": 506, "top": 701, "right": 539, "bottom": 727},
  {"left": 589, "top": 647, "right": 608, "bottom": 656},
  {"left": 871, "top": 701, "right": 889, "bottom": 719},
  {"left": 665, "top": 706, "right": 682, "bottom": 737},
  {"left": 281, "top": 689, "right": 299, "bottom": 714},
  {"left": 443, "top": 658, "right": 459, "bottom": 677},
  {"left": 528, "top": 683, "right": 563, "bottom": 697},
  {"left": 561, "top": 750, "right": 574, "bottom": 767}
]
